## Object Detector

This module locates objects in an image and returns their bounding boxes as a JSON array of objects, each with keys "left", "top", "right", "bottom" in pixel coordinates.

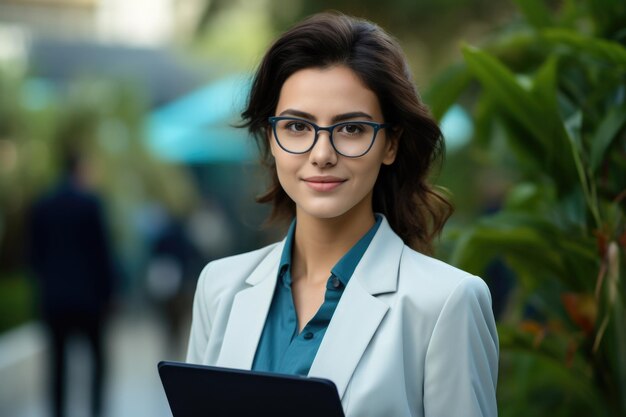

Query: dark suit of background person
[
  {"left": 146, "top": 216, "right": 197, "bottom": 358},
  {"left": 28, "top": 155, "right": 116, "bottom": 417}
]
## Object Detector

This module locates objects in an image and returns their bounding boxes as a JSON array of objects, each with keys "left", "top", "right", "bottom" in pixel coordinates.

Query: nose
[{"left": 308, "top": 130, "right": 338, "bottom": 168}]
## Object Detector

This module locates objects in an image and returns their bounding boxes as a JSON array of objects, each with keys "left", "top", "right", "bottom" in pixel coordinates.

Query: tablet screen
[{"left": 158, "top": 361, "right": 345, "bottom": 417}]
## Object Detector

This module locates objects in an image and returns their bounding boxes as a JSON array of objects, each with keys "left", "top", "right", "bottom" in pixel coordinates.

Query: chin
[
  {"left": 299, "top": 208, "right": 349, "bottom": 221},
  {"left": 298, "top": 196, "right": 377, "bottom": 221},
  {"left": 295, "top": 202, "right": 353, "bottom": 221}
]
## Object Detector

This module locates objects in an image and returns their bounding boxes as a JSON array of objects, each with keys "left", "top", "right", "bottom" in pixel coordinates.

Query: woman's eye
[
  {"left": 340, "top": 124, "right": 364, "bottom": 135},
  {"left": 286, "top": 122, "right": 309, "bottom": 132}
]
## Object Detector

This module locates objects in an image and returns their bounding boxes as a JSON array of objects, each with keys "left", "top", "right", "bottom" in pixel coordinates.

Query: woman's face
[{"left": 270, "top": 65, "right": 397, "bottom": 222}]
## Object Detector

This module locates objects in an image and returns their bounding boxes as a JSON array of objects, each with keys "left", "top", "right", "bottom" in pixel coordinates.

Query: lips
[{"left": 302, "top": 176, "right": 346, "bottom": 192}]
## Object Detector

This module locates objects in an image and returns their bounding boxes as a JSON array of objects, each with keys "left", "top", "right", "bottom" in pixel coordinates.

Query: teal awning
[{"left": 147, "top": 74, "right": 258, "bottom": 163}]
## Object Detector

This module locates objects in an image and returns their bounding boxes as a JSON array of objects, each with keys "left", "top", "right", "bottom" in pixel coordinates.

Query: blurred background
[{"left": 0, "top": 0, "right": 624, "bottom": 416}]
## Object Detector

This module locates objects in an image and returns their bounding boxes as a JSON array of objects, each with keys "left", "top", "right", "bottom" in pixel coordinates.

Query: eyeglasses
[{"left": 268, "top": 116, "right": 391, "bottom": 158}]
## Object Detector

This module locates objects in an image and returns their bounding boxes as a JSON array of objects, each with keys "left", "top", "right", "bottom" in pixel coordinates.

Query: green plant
[
  {"left": 428, "top": 0, "right": 626, "bottom": 415},
  {"left": 0, "top": 274, "right": 34, "bottom": 333}
]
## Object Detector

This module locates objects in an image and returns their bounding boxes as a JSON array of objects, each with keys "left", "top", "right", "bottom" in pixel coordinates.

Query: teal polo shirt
[{"left": 251, "top": 215, "right": 382, "bottom": 376}]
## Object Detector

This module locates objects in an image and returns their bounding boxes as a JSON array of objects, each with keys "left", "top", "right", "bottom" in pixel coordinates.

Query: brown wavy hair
[{"left": 241, "top": 12, "right": 452, "bottom": 254}]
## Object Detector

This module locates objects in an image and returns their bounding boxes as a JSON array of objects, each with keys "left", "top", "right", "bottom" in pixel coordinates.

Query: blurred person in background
[
  {"left": 146, "top": 212, "right": 197, "bottom": 359},
  {"left": 27, "top": 148, "right": 116, "bottom": 417},
  {"left": 186, "top": 12, "right": 498, "bottom": 417}
]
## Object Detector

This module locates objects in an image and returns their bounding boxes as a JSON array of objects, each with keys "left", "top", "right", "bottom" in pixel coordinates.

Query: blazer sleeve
[
  {"left": 423, "top": 276, "right": 499, "bottom": 417},
  {"left": 186, "top": 263, "right": 213, "bottom": 364}
]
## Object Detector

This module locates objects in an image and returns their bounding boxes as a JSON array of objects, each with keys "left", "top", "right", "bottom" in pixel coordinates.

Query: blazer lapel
[
  {"left": 216, "top": 242, "right": 284, "bottom": 370},
  {"left": 308, "top": 217, "right": 404, "bottom": 398}
]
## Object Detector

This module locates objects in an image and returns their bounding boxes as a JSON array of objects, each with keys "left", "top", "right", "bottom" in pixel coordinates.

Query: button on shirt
[{"left": 252, "top": 215, "right": 382, "bottom": 376}]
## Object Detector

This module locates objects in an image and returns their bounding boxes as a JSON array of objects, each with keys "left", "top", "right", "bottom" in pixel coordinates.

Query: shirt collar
[
  {"left": 277, "top": 214, "right": 382, "bottom": 288},
  {"left": 278, "top": 219, "right": 297, "bottom": 286}
]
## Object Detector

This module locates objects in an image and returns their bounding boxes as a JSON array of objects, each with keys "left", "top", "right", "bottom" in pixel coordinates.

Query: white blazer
[{"left": 186, "top": 216, "right": 499, "bottom": 417}]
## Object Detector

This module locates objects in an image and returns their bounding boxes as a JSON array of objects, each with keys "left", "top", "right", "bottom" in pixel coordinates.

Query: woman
[{"left": 186, "top": 12, "right": 498, "bottom": 417}]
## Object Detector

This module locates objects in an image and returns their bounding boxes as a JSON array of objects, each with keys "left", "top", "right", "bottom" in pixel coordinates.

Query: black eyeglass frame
[{"left": 268, "top": 116, "right": 391, "bottom": 158}]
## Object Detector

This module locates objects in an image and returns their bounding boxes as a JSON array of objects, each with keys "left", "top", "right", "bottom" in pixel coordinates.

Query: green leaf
[
  {"left": 561, "top": 110, "right": 603, "bottom": 227},
  {"left": 472, "top": 93, "right": 497, "bottom": 148},
  {"left": 590, "top": 104, "right": 626, "bottom": 173},
  {"left": 504, "top": 182, "right": 549, "bottom": 211},
  {"left": 563, "top": 111, "right": 583, "bottom": 150},
  {"left": 423, "top": 63, "right": 471, "bottom": 121},
  {"left": 532, "top": 56, "right": 580, "bottom": 176},
  {"left": 462, "top": 45, "right": 576, "bottom": 190},
  {"left": 542, "top": 28, "right": 626, "bottom": 67},
  {"left": 497, "top": 341, "right": 610, "bottom": 416},
  {"left": 450, "top": 212, "right": 598, "bottom": 292},
  {"left": 514, "top": 0, "right": 553, "bottom": 29},
  {"left": 451, "top": 214, "right": 565, "bottom": 279},
  {"left": 609, "top": 290, "right": 626, "bottom": 413},
  {"left": 462, "top": 45, "right": 540, "bottom": 140}
]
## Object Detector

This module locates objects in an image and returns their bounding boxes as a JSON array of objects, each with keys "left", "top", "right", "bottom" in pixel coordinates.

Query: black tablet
[{"left": 158, "top": 361, "right": 345, "bottom": 417}]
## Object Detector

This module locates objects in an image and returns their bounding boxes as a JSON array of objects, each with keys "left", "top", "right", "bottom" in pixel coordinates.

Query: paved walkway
[{"left": 0, "top": 307, "right": 187, "bottom": 417}]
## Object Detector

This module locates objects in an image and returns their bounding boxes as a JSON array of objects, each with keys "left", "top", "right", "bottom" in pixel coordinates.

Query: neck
[{"left": 291, "top": 207, "right": 376, "bottom": 285}]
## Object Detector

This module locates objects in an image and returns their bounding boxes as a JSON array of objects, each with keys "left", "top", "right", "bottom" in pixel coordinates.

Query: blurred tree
[
  {"left": 0, "top": 72, "right": 199, "bottom": 332},
  {"left": 427, "top": 0, "right": 626, "bottom": 415},
  {"left": 196, "top": 0, "right": 513, "bottom": 38},
  {"left": 192, "top": 0, "right": 516, "bottom": 81},
  {"left": 269, "top": 0, "right": 510, "bottom": 36}
]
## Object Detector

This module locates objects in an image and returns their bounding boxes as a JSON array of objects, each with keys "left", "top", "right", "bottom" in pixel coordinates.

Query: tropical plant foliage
[{"left": 428, "top": 0, "right": 626, "bottom": 415}]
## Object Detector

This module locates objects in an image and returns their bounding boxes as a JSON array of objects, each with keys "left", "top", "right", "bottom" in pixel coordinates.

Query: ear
[{"left": 382, "top": 128, "right": 401, "bottom": 165}]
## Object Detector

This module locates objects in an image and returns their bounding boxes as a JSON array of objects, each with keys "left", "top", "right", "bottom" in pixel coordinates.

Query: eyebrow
[{"left": 277, "top": 109, "right": 374, "bottom": 123}]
